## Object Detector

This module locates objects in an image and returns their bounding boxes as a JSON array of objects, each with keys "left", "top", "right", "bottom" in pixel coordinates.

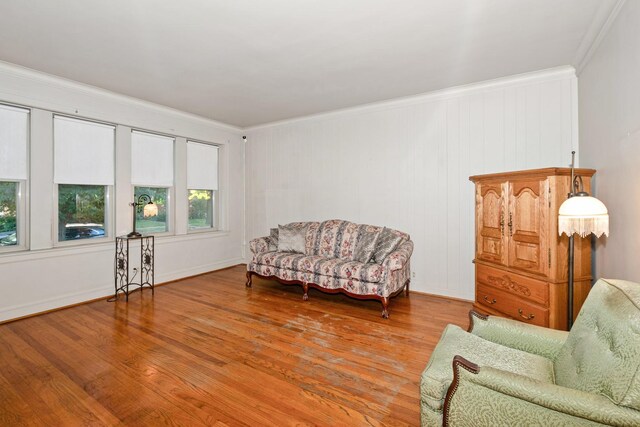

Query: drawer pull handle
[
  {"left": 508, "top": 212, "right": 513, "bottom": 236},
  {"left": 483, "top": 295, "right": 497, "bottom": 305},
  {"left": 518, "top": 309, "right": 535, "bottom": 320}
]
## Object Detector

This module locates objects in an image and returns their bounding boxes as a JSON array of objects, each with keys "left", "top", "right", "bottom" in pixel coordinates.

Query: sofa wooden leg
[
  {"left": 245, "top": 271, "right": 252, "bottom": 288},
  {"left": 302, "top": 283, "right": 309, "bottom": 301},
  {"left": 381, "top": 297, "right": 389, "bottom": 319},
  {"left": 405, "top": 279, "right": 410, "bottom": 297}
]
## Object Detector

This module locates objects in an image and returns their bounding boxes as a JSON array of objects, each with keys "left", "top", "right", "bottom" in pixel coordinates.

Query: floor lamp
[{"left": 558, "top": 152, "right": 609, "bottom": 329}]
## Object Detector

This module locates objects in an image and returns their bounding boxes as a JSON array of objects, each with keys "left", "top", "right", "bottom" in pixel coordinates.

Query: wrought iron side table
[{"left": 114, "top": 235, "right": 154, "bottom": 301}]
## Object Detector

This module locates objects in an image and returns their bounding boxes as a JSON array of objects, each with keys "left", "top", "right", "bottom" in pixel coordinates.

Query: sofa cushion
[
  {"left": 304, "top": 222, "right": 320, "bottom": 255},
  {"left": 372, "top": 227, "right": 405, "bottom": 263},
  {"left": 353, "top": 224, "right": 381, "bottom": 263},
  {"left": 278, "top": 223, "right": 308, "bottom": 253},
  {"left": 304, "top": 258, "right": 384, "bottom": 283},
  {"left": 254, "top": 252, "right": 319, "bottom": 272},
  {"left": 268, "top": 228, "right": 279, "bottom": 251},
  {"left": 554, "top": 279, "right": 640, "bottom": 410},
  {"left": 253, "top": 253, "right": 384, "bottom": 283},
  {"left": 312, "top": 219, "right": 360, "bottom": 260},
  {"left": 420, "top": 324, "right": 555, "bottom": 413}
]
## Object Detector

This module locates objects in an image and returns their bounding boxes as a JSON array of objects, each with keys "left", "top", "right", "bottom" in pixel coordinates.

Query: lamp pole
[
  {"left": 559, "top": 151, "right": 609, "bottom": 330},
  {"left": 127, "top": 194, "right": 153, "bottom": 238},
  {"left": 567, "top": 152, "right": 575, "bottom": 329}
]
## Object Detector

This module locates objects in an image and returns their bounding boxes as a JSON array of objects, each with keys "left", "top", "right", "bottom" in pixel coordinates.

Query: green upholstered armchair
[{"left": 420, "top": 278, "right": 640, "bottom": 426}]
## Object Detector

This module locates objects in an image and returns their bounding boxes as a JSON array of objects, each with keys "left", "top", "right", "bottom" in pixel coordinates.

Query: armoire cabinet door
[
  {"left": 476, "top": 182, "right": 507, "bottom": 266},
  {"left": 507, "top": 178, "right": 549, "bottom": 276}
]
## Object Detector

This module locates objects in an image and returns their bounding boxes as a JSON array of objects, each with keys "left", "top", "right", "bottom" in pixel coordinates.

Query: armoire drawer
[
  {"left": 476, "top": 264, "right": 549, "bottom": 306},
  {"left": 476, "top": 282, "right": 549, "bottom": 327}
]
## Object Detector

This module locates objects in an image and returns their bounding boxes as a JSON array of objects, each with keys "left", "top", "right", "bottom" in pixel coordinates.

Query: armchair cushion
[
  {"left": 554, "top": 279, "right": 640, "bottom": 410},
  {"left": 469, "top": 311, "right": 569, "bottom": 360},
  {"left": 445, "top": 359, "right": 640, "bottom": 427},
  {"left": 420, "top": 324, "right": 554, "bottom": 414}
]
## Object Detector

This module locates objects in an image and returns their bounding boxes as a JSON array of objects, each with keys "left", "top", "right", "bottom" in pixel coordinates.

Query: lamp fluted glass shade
[
  {"left": 558, "top": 195, "right": 609, "bottom": 238},
  {"left": 143, "top": 203, "right": 158, "bottom": 218}
]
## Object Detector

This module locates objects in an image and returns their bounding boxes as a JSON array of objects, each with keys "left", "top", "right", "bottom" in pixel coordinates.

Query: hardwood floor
[{"left": 0, "top": 265, "right": 472, "bottom": 426}]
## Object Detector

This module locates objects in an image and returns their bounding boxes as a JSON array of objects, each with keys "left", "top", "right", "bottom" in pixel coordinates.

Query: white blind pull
[
  {"left": 0, "top": 104, "right": 29, "bottom": 180},
  {"left": 131, "top": 131, "right": 174, "bottom": 186},
  {"left": 54, "top": 116, "right": 115, "bottom": 185},
  {"left": 187, "top": 142, "right": 218, "bottom": 190}
]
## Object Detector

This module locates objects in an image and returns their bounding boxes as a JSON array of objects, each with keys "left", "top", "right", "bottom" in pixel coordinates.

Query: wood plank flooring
[{"left": 0, "top": 265, "right": 472, "bottom": 426}]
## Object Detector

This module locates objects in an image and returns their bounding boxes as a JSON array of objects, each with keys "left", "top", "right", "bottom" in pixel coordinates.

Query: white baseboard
[{"left": 0, "top": 257, "right": 245, "bottom": 323}]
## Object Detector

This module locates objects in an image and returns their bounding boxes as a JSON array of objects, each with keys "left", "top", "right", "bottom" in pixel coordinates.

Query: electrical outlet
[{"left": 412, "top": 272, "right": 416, "bottom": 278}]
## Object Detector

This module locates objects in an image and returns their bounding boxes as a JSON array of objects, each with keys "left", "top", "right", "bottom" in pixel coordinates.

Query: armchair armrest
[
  {"left": 468, "top": 311, "right": 568, "bottom": 361},
  {"left": 249, "top": 236, "right": 273, "bottom": 255},
  {"left": 383, "top": 240, "right": 414, "bottom": 271},
  {"left": 444, "top": 356, "right": 640, "bottom": 427}
]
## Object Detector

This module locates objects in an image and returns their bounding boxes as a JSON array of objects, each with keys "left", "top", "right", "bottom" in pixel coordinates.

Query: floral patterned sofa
[{"left": 246, "top": 219, "right": 413, "bottom": 318}]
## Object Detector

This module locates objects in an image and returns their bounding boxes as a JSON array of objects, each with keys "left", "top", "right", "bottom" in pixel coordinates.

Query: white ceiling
[{"left": 0, "top": 0, "right": 618, "bottom": 127}]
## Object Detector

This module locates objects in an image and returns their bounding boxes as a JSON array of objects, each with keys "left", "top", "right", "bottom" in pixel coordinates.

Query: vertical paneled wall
[
  {"left": 579, "top": 0, "right": 640, "bottom": 282},
  {"left": 246, "top": 68, "right": 577, "bottom": 300}
]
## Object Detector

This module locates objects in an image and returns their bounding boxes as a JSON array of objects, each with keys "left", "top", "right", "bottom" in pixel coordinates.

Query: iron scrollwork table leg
[{"left": 113, "top": 235, "right": 155, "bottom": 301}]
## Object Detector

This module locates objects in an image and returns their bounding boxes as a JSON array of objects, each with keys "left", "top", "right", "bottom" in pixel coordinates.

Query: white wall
[
  {"left": 579, "top": 0, "right": 640, "bottom": 282},
  {"left": 246, "top": 67, "right": 578, "bottom": 300},
  {"left": 0, "top": 62, "right": 245, "bottom": 322}
]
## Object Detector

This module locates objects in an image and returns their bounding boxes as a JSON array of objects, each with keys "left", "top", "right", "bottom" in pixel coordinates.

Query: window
[
  {"left": 0, "top": 104, "right": 29, "bottom": 250},
  {"left": 187, "top": 142, "right": 219, "bottom": 231},
  {"left": 188, "top": 189, "right": 214, "bottom": 229},
  {"left": 54, "top": 116, "right": 114, "bottom": 242},
  {"left": 134, "top": 186, "right": 168, "bottom": 233},
  {"left": 0, "top": 182, "right": 19, "bottom": 247},
  {"left": 131, "top": 131, "right": 174, "bottom": 235},
  {"left": 57, "top": 185, "right": 106, "bottom": 241}
]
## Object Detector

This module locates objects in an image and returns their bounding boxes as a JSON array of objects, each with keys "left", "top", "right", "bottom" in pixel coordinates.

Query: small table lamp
[
  {"left": 558, "top": 151, "right": 609, "bottom": 329},
  {"left": 127, "top": 194, "right": 158, "bottom": 238}
]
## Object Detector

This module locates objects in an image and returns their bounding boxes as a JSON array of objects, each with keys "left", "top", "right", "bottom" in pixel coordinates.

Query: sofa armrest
[
  {"left": 249, "top": 236, "right": 272, "bottom": 255},
  {"left": 468, "top": 311, "right": 568, "bottom": 361},
  {"left": 383, "top": 240, "right": 414, "bottom": 271},
  {"left": 444, "top": 356, "right": 640, "bottom": 427}
]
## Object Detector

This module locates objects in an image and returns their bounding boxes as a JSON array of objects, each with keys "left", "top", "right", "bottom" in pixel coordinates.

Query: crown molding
[
  {"left": 574, "top": 0, "right": 627, "bottom": 75},
  {"left": 0, "top": 60, "right": 241, "bottom": 133},
  {"left": 244, "top": 66, "right": 576, "bottom": 131}
]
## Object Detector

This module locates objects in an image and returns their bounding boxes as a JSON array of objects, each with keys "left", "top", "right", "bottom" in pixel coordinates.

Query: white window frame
[
  {"left": 52, "top": 114, "right": 115, "bottom": 247},
  {"left": 0, "top": 103, "right": 30, "bottom": 254},
  {"left": 186, "top": 141, "right": 220, "bottom": 234},
  {"left": 131, "top": 129, "right": 175, "bottom": 237}
]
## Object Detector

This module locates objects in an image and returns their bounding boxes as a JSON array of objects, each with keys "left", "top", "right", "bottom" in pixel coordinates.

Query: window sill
[
  {"left": 0, "top": 245, "right": 29, "bottom": 255},
  {"left": 156, "top": 230, "right": 230, "bottom": 244},
  {"left": 0, "top": 230, "right": 231, "bottom": 264}
]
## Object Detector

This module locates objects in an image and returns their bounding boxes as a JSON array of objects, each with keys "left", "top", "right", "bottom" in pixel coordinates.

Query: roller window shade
[
  {"left": 187, "top": 142, "right": 218, "bottom": 190},
  {"left": 131, "top": 131, "right": 174, "bottom": 186},
  {"left": 0, "top": 104, "right": 29, "bottom": 180},
  {"left": 54, "top": 116, "right": 115, "bottom": 185}
]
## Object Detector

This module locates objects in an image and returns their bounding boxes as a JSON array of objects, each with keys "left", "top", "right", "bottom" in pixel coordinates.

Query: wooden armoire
[{"left": 470, "top": 168, "right": 595, "bottom": 331}]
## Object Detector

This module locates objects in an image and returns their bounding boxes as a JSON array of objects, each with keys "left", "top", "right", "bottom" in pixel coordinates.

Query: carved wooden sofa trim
[{"left": 245, "top": 271, "right": 410, "bottom": 318}]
